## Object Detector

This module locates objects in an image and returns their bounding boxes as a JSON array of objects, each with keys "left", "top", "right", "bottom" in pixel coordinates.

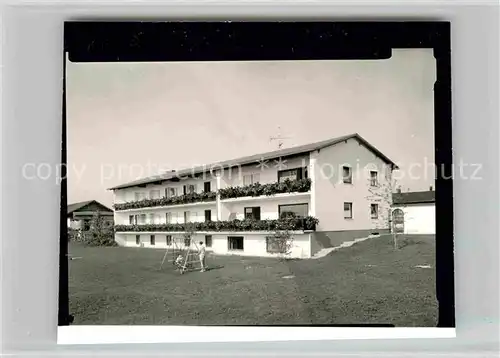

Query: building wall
[
  {"left": 392, "top": 203, "right": 436, "bottom": 235},
  {"left": 312, "top": 138, "right": 392, "bottom": 232},
  {"left": 115, "top": 232, "right": 312, "bottom": 259},
  {"left": 311, "top": 229, "right": 389, "bottom": 252}
]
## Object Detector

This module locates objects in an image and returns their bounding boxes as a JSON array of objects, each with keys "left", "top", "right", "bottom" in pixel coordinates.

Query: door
[{"left": 228, "top": 236, "right": 244, "bottom": 251}]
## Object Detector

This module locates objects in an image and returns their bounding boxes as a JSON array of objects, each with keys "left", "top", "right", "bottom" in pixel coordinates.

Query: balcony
[
  {"left": 219, "top": 178, "right": 311, "bottom": 199},
  {"left": 113, "top": 178, "right": 312, "bottom": 212},
  {"left": 114, "top": 216, "right": 318, "bottom": 233},
  {"left": 113, "top": 191, "right": 216, "bottom": 211}
]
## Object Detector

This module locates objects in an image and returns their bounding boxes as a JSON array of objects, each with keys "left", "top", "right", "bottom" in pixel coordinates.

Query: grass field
[{"left": 69, "top": 234, "right": 438, "bottom": 326}]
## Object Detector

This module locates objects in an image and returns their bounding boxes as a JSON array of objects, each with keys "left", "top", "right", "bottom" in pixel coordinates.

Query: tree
[
  {"left": 182, "top": 221, "right": 197, "bottom": 247},
  {"left": 268, "top": 212, "right": 298, "bottom": 260},
  {"left": 83, "top": 210, "right": 117, "bottom": 247},
  {"left": 366, "top": 166, "right": 404, "bottom": 250}
]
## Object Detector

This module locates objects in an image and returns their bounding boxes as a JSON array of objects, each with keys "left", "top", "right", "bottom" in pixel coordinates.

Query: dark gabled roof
[
  {"left": 108, "top": 133, "right": 398, "bottom": 190},
  {"left": 392, "top": 191, "right": 435, "bottom": 205},
  {"left": 68, "top": 200, "right": 113, "bottom": 214}
]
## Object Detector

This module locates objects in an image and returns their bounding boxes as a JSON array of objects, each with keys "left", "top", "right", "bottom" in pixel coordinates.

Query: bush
[
  {"left": 83, "top": 211, "right": 117, "bottom": 247},
  {"left": 68, "top": 228, "right": 77, "bottom": 242}
]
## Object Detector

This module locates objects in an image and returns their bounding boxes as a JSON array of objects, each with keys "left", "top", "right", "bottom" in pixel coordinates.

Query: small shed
[{"left": 67, "top": 200, "right": 114, "bottom": 230}]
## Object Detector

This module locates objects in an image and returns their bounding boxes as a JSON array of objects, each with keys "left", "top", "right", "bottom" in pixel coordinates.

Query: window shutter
[{"left": 253, "top": 207, "right": 261, "bottom": 220}]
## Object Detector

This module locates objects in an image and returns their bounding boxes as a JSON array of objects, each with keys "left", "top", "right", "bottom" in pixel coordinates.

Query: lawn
[{"left": 68, "top": 234, "right": 438, "bottom": 326}]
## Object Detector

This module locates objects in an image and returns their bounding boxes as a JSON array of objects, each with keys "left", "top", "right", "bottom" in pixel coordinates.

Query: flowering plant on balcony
[
  {"left": 114, "top": 216, "right": 319, "bottom": 232},
  {"left": 219, "top": 178, "right": 311, "bottom": 200},
  {"left": 113, "top": 191, "right": 216, "bottom": 211}
]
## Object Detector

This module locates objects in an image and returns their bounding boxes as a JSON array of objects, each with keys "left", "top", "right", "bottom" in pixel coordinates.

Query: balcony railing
[
  {"left": 219, "top": 178, "right": 311, "bottom": 199},
  {"left": 113, "top": 178, "right": 312, "bottom": 211},
  {"left": 113, "top": 191, "right": 216, "bottom": 211},
  {"left": 114, "top": 216, "right": 319, "bottom": 232}
]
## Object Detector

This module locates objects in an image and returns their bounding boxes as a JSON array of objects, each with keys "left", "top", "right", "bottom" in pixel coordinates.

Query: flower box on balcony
[
  {"left": 114, "top": 216, "right": 319, "bottom": 233},
  {"left": 219, "top": 178, "right": 311, "bottom": 200},
  {"left": 113, "top": 191, "right": 216, "bottom": 211}
]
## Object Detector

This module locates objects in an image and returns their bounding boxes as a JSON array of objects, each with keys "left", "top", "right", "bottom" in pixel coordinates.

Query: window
[
  {"left": 137, "top": 214, "right": 147, "bottom": 224},
  {"left": 184, "top": 211, "right": 190, "bottom": 223},
  {"left": 228, "top": 236, "right": 244, "bottom": 251},
  {"left": 166, "top": 212, "right": 171, "bottom": 223},
  {"left": 135, "top": 192, "right": 146, "bottom": 201},
  {"left": 205, "top": 235, "right": 213, "bottom": 248},
  {"left": 166, "top": 187, "right": 177, "bottom": 198},
  {"left": 343, "top": 166, "right": 352, "bottom": 184},
  {"left": 183, "top": 184, "right": 196, "bottom": 195},
  {"left": 344, "top": 202, "right": 353, "bottom": 219},
  {"left": 150, "top": 235, "right": 156, "bottom": 245},
  {"left": 150, "top": 190, "right": 161, "bottom": 199},
  {"left": 370, "top": 171, "right": 378, "bottom": 186},
  {"left": 166, "top": 235, "right": 172, "bottom": 246},
  {"left": 204, "top": 181, "right": 211, "bottom": 192},
  {"left": 244, "top": 207, "right": 261, "bottom": 220},
  {"left": 278, "top": 168, "right": 303, "bottom": 182},
  {"left": 371, "top": 204, "right": 379, "bottom": 219},
  {"left": 148, "top": 213, "right": 155, "bottom": 224},
  {"left": 243, "top": 173, "right": 260, "bottom": 186},
  {"left": 279, "top": 203, "right": 309, "bottom": 219},
  {"left": 168, "top": 212, "right": 179, "bottom": 224},
  {"left": 266, "top": 236, "right": 286, "bottom": 253},
  {"left": 204, "top": 210, "right": 212, "bottom": 222},
  {"left": 136, "top": 235, "right": 141, "bottom": 245},
  {"left": 184, "top": 238, "right": 191, "bottom": 247},
  {"left": 129, "top": 215, "right": 135, "bottom": 225}
]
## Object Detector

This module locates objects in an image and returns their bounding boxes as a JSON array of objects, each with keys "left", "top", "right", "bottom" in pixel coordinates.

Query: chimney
[{"left": 429, "top": 185, "right": 433, "bottom": 191}]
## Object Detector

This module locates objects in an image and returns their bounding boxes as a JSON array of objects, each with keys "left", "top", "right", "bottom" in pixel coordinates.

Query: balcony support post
[
  {"left": 216, "top": 173, "right": 222, "bottom": 221},
  {"left": 309, "top": 155, "right": 317, "bottom": 217}
]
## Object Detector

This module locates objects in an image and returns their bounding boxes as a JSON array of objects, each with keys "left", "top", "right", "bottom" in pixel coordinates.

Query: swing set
[{"left": 159, "top": 237, "right": 202, "bottom": 274}]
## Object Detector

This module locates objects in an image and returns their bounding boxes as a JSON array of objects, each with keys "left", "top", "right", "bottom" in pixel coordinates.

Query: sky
[{"left": 66, "top": 49, "right": 436, "bottom": 207}]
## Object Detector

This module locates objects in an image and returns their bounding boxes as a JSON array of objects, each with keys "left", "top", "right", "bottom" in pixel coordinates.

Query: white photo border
[{"left": 1, "top": 1, "right": 499, "bottom": 356}]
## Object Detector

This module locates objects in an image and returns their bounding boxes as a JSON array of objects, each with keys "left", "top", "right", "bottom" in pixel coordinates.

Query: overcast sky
[{"left": 66, "top": 49, "right": 436, "bottom": 207}]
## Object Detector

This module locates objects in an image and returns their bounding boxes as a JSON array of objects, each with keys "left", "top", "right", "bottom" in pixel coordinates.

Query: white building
[
  {"left": 391, "top": 189, "right": 436, "bottom": 235},
  {"left": 109, "top": 133, "right": 398, "bottom": 258}
]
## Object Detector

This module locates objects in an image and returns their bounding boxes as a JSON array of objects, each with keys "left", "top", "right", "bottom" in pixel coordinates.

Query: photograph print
[{"left": 61, "top": 22, "right": 454, "bottom": 328}]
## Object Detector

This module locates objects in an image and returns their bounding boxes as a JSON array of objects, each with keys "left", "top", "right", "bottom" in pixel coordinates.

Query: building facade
[{"left": 110, "top": 133, "right": 397, "bottom": 258}]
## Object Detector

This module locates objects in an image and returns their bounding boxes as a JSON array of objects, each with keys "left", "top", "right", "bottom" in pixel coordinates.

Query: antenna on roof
[{"left": 269, "top": 126, "right": 292, "bottom": 150}]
